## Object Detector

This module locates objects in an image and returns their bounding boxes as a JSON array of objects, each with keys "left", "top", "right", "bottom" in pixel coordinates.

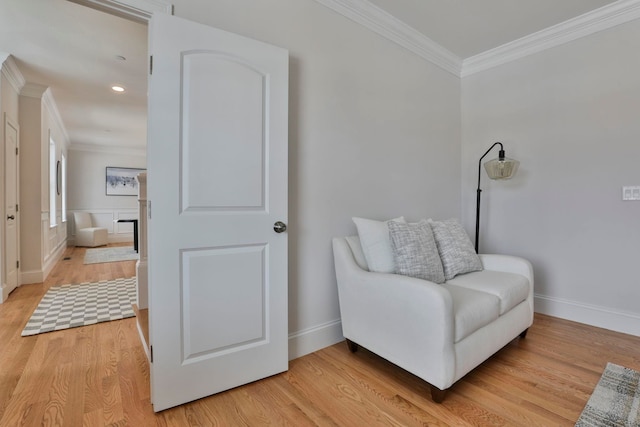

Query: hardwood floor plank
[
  {"left": 325, "top": 345, "right": 478, "bottom": 427},
  {"left": 41, "top": 362, "right": 71, "bottom": 427},
  {"left": 271, "top": 372, "right": 343, "bottom": 426},
  {"left": 2, "top": 246, "right": 640, "bottom": 426}
]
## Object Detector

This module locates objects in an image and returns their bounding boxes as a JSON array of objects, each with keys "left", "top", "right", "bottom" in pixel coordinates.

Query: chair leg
[
  {"left": 430, "top": 385, "right": 447, "bottom": 403},
  {"left": 346, "top": 339, "right": 359, "bottom": 353},
  {"left": 520, "top": 328, "right": 529, "bottom": 339}
]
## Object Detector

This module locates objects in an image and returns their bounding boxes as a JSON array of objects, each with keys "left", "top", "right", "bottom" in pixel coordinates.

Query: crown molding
[
  {"left": 313, "top": 0, "right": 640, "bottom": 79},
  {"left": 0, "top": 54, "right": 26, "bottom": 93},
  {"left": 462, "top": 0, "right": 640, "bottom": 77},
  {"left": 42, "top": 89, "right": 71, "bottom": 147},
  {"left": 66, "top": 0, "right": 172, "bottom": 23},
  {"left": 313, "top": 0, "right": 462, "bottom": 76},
  {"left": 20, "top": 82, "right": 48, "bottom": 98},
  {"left": 21, "top": 84, "right": 71, "bottom": 146},
  {"left": 69, "top": 142, "right": 146, "bottom": 157}
]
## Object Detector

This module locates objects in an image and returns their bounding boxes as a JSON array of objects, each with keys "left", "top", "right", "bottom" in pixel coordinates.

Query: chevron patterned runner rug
[
  {"left": 575, "top": 362, "right": 640, "bottom": 426},
  {"left": 21, "top": 277, "right": 137, "bottom": 336}
]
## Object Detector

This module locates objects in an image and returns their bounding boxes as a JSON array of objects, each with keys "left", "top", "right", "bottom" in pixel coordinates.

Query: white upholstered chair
[
  {"left": 333, "top": 235, "right": 533, "bottom": 402},
  {"left": 73, "top": 212, "right": 108, "bottom": 247}
]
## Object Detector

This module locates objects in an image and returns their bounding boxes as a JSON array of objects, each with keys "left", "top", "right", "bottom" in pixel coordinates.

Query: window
[
  {"left": 49, "top": 137, "right": 56, "bottom": 227},
  {"left": 61, "top": 153, "right": 67, "bottom": 222}
]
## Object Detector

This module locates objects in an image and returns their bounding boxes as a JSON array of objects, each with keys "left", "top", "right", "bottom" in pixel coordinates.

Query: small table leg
[{"left": 133, "top": 220, "right": 138, "bottom": 253}]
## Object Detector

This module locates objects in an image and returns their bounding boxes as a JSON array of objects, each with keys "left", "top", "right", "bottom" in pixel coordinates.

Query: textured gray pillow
[
  {"left": 388, "top": 219, "right": 445, "bottom": 284},
  {"left": 429, "top": 218, "right": 483, "bottom": 280}
]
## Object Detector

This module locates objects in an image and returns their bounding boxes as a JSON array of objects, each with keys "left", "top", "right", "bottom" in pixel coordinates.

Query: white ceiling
[
  {"left": 0, "top": 0, "right": 148, "bottom": 150},
  {"left": 0, "top": 0, "right": 621, "bottom": 150}
]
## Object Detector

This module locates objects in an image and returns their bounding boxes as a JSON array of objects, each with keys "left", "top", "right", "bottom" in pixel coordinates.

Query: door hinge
[
  {"left": 150, "top": 345, "right": 153, "bottom": 363},
  {"left": 16, "top": 260, "right": 19, "bottom": 269},
  {"left": 16, "top": 204, "right": 18, "bottom": 212},
  {"left": 149, "top": 55, "right": 153, "bottom": 75},
  {"left": 15, "top": 147, "right": 18, "bottom": 155},
  {"left": 148, "top": 200, "right": 151, "bottom": 219}
]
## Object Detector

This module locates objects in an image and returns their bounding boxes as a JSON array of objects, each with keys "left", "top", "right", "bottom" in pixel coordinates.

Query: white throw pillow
[
  {"left": 352, "top": 216, "right": 405, "bottom": 273},
  {"left": 429, "top": 218, "right": 483, "bottom": 280}
]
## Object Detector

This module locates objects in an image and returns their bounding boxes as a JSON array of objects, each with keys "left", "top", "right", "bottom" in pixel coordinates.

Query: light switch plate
[{"left": 622, "top": 186, "right": 640, "bottom": 200}]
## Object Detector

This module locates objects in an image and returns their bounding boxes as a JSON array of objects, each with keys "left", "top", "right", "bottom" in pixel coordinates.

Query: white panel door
[
  {"left": 147, "top": 13, "right": 288, "bottom": 412},
  {"left": 3, "top": 114, "right": 19, "bottom": 302}
]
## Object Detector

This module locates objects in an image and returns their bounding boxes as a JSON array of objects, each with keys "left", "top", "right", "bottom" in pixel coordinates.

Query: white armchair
[
  {"left": 73, "top": 212, "right": 108, "bottom": 247},
  {"left": 333, "top": 235, "right": 534, "bottom": 402}
]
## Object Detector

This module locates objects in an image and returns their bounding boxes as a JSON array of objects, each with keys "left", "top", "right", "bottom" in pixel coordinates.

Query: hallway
[{"left": 0, "top": 244, "right": 148, "bottom": 425}]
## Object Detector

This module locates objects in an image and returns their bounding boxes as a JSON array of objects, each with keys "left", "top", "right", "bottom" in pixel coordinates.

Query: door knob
[
  {"left": 7, "top": 215, "right": 14, "bottom": 220},
  {"left": 273, "top": 221, "right": 287, "bottom": 233}
]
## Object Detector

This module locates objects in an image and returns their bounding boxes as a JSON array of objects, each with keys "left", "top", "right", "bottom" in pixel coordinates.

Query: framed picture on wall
[{"left": 106, "top": 167, "right": 146, "bottom": 196}]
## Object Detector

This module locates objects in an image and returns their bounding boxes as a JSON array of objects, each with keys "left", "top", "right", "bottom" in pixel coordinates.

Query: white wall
[
  {"left": 170, "top": 0, "right": 462, "bottom": 357},
  {"left": 67, "top": 147, "right": 146, "bottom": 244},
  {"left": 461, "top": 20, "right": 640, "bottom": 335},
  {"left": 19, "top": 85, "right": 70, "bottom": 284}
]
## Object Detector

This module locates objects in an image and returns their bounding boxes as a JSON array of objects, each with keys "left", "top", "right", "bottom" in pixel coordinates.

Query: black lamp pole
[{"left": 475, "top": 142, "right": 505, "bottom": 253}]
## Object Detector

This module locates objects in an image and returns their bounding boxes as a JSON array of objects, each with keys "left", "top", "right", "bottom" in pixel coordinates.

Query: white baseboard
[
  {"left": 535, "top": 294, "right": 640, "bottom": 337},
  {"left": 1, "top": 283, "right": 17, "bottom": 302},
  {"left": 21, "top": 269, "right": 44, "bottom": 285},
  {"left": 22, "top": 241, "right": 67, "bottom": 285},
  {"left": 288, "top": 319, "right": 344, "bottom": 360},
  {"left": 107, "top": 233, "right": 134, "bottom": 244},
  {"left": 67, "top": 233, "right": 133, "bottom": 246},
  {"left": 43, "top": 241, "right": 67, "bottom": 281}
]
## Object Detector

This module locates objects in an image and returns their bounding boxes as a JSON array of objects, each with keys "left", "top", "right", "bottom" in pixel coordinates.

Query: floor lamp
[{"left": 475, "top": 142, "right": 519, "bottom": 253}]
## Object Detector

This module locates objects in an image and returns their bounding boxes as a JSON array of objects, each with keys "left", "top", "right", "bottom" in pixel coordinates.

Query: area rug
[
  {"left": 575, "top": 362, "right": 640, "bottom": 426},
  {"left": 84, "top": 246, "right": 138, "bottom": 264},
  {"left": 21, "top": 277, "right": 137, "bottom": 336}
]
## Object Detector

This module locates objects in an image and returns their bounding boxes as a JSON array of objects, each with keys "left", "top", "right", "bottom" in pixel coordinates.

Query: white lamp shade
[{"left": 484, "top": 157, "right": 519, "bottom": 180}]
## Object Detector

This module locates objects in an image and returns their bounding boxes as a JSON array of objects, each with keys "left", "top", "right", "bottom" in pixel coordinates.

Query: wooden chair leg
[
  {"left": 520, "top": 328, "right": 529, "bottom": 339},
  {"left": 430, "top": 385, "right": 447, "bottom": 403},
  {"left": 346, "top": 339, "right": 359, "bottom": 353}
]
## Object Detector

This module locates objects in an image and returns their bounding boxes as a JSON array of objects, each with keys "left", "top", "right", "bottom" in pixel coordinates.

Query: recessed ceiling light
[{"left": 111, "top": 85, "right": 126, "bottom": 93}]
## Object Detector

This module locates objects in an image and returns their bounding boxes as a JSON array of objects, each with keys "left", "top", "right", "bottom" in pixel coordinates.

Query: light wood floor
[{"left": 1, "top": 245, "right": 639, "bottom": 426}]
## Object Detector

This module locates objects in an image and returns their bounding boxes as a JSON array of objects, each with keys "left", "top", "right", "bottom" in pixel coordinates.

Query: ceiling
[
  {"left": 0, "top": 0, "right": 147, "bottom": 150},
  {"left": 0, "top": 0, "right": 620, "bottom": 151}
]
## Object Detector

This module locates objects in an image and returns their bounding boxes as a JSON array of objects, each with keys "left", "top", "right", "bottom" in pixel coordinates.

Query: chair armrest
[
  {"left": 479, "top": 254, "right": 534, "bottom": 286},
  {"left": 332, "top": 237, "right": 456, "bottom": 388}
]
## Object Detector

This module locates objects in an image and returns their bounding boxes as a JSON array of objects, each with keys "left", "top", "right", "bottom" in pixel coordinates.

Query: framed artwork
[{"left": 106, "top": 167, "right": 146, "bottom": 196}]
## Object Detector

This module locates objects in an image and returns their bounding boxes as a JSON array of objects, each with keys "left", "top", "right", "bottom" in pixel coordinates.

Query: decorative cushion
[
  {"left": 446, "top": 270, "right": 530, "bottom": 315},
  {"left": 429, "top": 218, "right": 483, "bottom": 280},
  {"left": 443, "top": 283, "right": 500, "bottom": 342},
  {"left": 388, "top": 219, "right": 445, "bottom": 284},
  {"left": 352, "top": 216, "right": 405, "bottom": 273}
]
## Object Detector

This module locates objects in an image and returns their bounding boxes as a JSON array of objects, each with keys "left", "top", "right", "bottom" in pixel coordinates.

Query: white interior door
[
  {"left": 147, "top": 13, "right": 289, "bottom": 412},
  {"left": 3, "top": 114, "right": 19, "bottom": 302}
]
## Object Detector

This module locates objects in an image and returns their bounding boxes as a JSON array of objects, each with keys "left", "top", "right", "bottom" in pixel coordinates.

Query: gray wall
[
  {"left": 461, "top": 19, "right": 640, "bottom": 334},
  {"left": 171, "top": 0, "right": 463, "bottom": 354}
]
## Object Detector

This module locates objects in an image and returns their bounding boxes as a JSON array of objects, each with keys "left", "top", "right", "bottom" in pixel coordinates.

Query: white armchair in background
[{"left": 73, "top": 212, "right": 108, "bottom": 247}]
